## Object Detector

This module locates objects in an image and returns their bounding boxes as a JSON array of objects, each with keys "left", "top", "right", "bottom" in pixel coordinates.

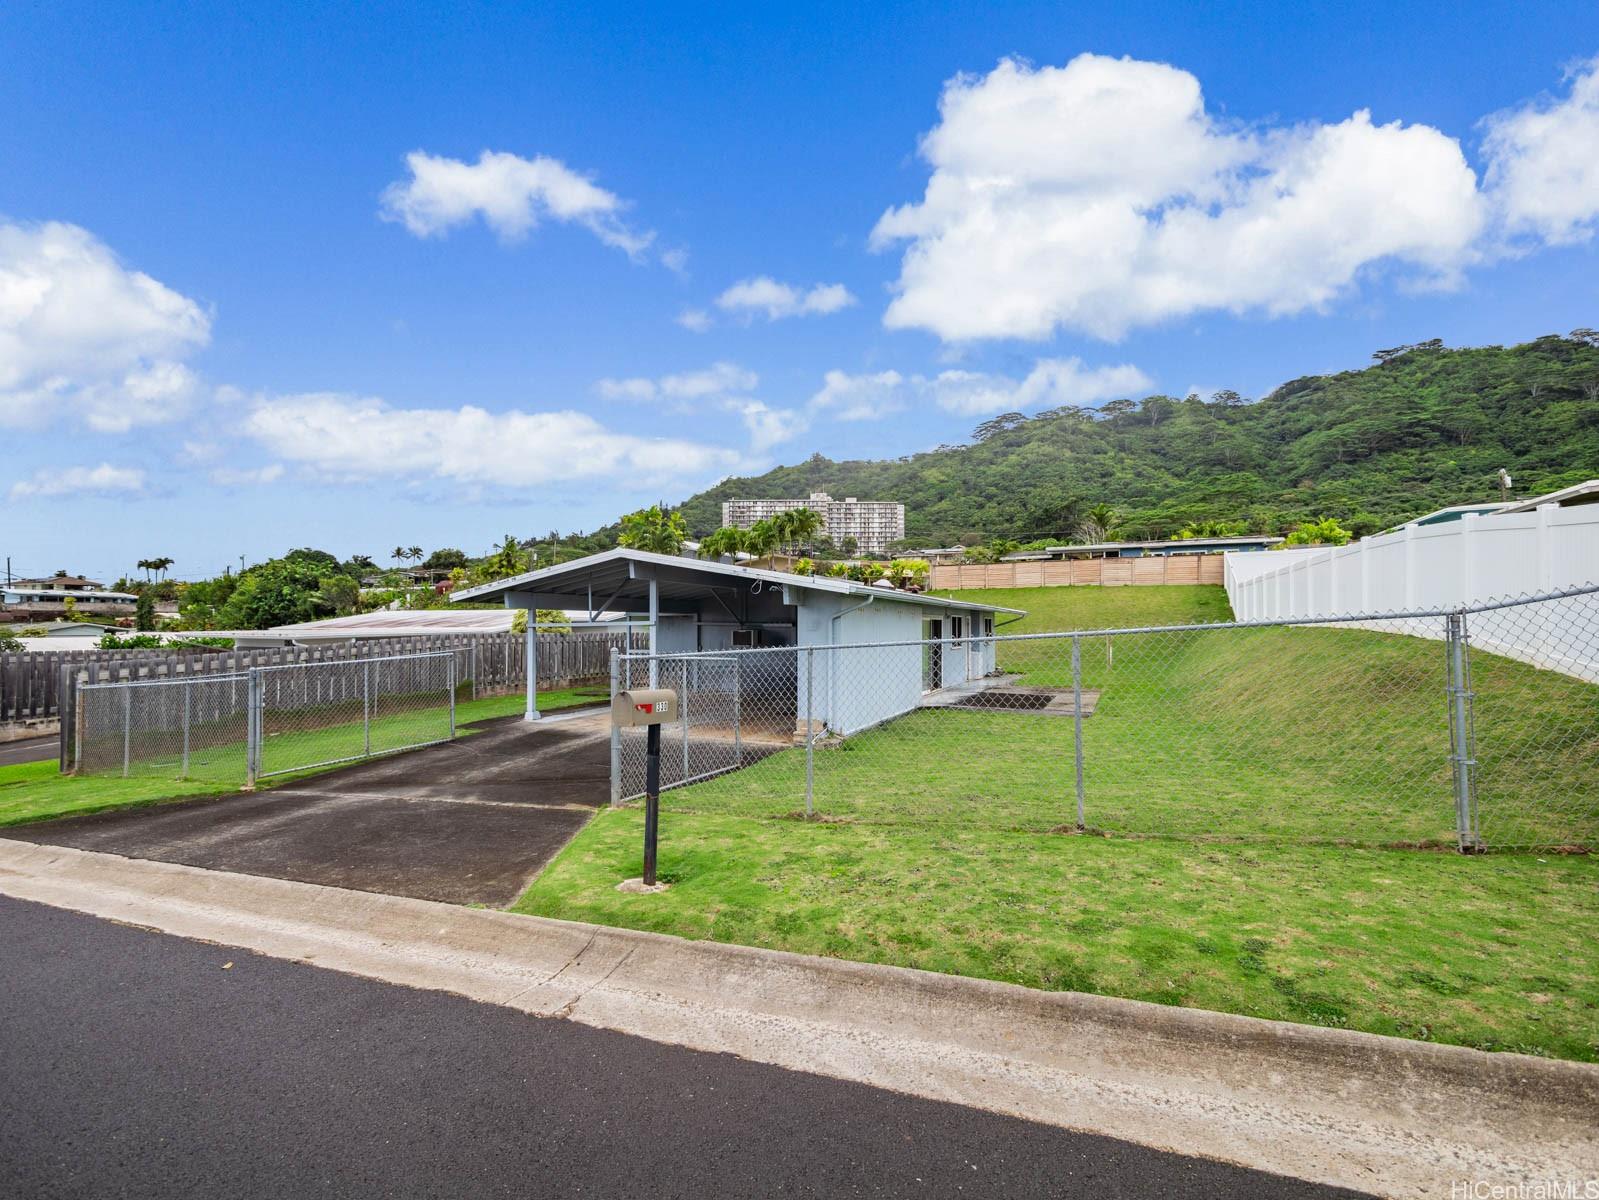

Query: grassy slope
[
  {"left": 517, "top": 584, "right": 1599, "bottom": 1061},
  {"left": 0, "top": 687, "right": 608, "bottom": 828}
]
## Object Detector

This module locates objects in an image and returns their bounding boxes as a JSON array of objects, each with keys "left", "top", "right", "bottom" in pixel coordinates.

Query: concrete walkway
[
  {"left": 2, "top": 838, "right": 1593, "bottom": 1198},
  {"left": 5, "top": 712, "right": 612, "bottom": 905}
]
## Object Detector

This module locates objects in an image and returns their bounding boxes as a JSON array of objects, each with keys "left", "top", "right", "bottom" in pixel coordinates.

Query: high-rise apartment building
[{"left": 720, "top": 492, "right": 905, "bottom": 556}]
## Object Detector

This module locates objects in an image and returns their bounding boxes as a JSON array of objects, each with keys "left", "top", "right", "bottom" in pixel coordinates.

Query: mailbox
[{"left": 612, "top": 688, "right": 677, "bottom": 727}]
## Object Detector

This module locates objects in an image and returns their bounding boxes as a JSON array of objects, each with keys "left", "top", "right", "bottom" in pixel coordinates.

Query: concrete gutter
[{"left": 1, "top": 839, "right": 1593, "bottom": 1197}]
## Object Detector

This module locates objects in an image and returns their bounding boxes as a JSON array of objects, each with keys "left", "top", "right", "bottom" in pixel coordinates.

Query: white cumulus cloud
[
  {"left": 380, "top": 150, "right": 653, "bottom": 255},
  {"left": 728, "top": 398, "right": 809, "bottom": 452},
  {"left": 813, "top": 358, "right": 1151, "bottom": 418},
  {"left": 715, "top": 276, "right": 857, "bottom": 321},
  {"left": 242, "top": 394, "right": 739, "bottom": 488},
  {"left": 1482, "top": 55, "right": 1599, "bottom": 246},
  {"left": 0, "top": 221, "right": 210, "bottom": 430},
  {"left": 675, "top": 307, "right": 713, "bottom": 333},
  {"left": 809, "top": 369, "right": 909, "bottom": 421},
  {"left": 209, "top": 463, "right": 285, "bottom": 487},
  {"left": 9, "top": 462, "right": 147, "bottom": 500},
  {"left": 871, "top": 54, "right": 1488, "bottom": 341},
  {"left": 597, "top": 361, "right": 758, "bottom": 401}
]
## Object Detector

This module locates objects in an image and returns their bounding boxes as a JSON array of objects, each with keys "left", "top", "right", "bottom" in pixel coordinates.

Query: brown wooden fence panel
[{"left": 929, "top": 555, "right": 1233, "bottom": 591}]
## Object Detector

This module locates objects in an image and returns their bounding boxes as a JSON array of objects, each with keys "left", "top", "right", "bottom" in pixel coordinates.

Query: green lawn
[
  {"left": 1, "top": 686, "right": 608, "bottom": 828},
  {"left": 516, "top": 583, "right": 1599, "bottom": 1061},
  {"left": 516, "top": 808, "right": 1599, "bottom": 1061}
]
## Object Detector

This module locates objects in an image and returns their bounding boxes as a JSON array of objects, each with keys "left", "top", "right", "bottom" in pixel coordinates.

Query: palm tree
[
  {"left": 617, "top": 505, "right": 688, "bottom": 555},
  {"left": 742, "top": 518, "right": 779, "bottom": 559},
  {"left": 392, "top": 546, "right": 407, "bottom": 567},
  {"left": 150, "top": 556, "right": 174, "bottom": 580},
  {"left": 135, "top": 558, "right": 154, "bottom": 582},
  {"left": 699, "top": 527, "right": 748, "bottom": 559},
  {"left": 1077, "top": 504, "right": 1119, "bottom": 544},
  {"left": 788, "top": 507, "right": 823, "bottom": 552},
  {"left": 406, "top": 545, "right": 424, "bottom": 565}
]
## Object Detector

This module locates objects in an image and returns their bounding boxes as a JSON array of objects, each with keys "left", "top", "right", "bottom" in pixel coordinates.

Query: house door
[{"left": 922, "top": 619, "right": 942, "bottom": 691}]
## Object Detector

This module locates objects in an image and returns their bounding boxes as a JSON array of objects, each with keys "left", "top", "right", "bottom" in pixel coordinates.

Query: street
[{"left": 0, "top": 896, "right": 1366, "bottom": 1199}]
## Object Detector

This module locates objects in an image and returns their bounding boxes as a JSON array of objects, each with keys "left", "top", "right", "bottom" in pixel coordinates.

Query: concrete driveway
[{"left": 7, "top": 709, "right": 613, "bottom": 906}]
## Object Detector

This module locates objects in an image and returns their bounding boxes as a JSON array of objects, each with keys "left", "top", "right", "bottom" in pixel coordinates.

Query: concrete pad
[
  {"left": 6, "top": 714, "right": 611, "bottom": 905},
  {"left": 1, "top": 840, "right": 1594, "bottom": 1199}
]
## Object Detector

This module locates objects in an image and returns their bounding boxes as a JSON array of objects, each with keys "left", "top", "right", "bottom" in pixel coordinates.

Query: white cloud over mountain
[
  {"left": 872, "top": 53, "right": 1599, "bottom": 343},
  {"left": 1482, "top": 55, "right": 1599, "bottom": 247},
  {"left": 0, "top": 220, "right": 209, "bottom": 431},
  {"left": 813, "top": 358, "right": 1151, "bottom": 418},
  {"left": 380, "top": 149, "right": 653, "bottom": 256}
]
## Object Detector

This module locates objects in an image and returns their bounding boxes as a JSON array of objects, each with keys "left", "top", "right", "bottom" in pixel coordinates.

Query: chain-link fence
[
  {"left": 612, "top": 586, "right": 1598, "bottom": 853},
  {"left": 74, "top": 651, "right": 456, "bottom": 786}
]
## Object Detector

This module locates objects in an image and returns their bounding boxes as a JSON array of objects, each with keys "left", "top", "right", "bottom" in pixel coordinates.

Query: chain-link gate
[{"left": 73, "top": 650, "right": 457, "bottom": 787}]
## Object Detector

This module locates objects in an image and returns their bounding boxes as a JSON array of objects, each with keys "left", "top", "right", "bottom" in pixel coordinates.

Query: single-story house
[
  {"left": 450, "top": 548, "right": 1025, "bottom": 732},
  {"left": 1004, "top": 535, "right": 1283, "bottom": 560}
]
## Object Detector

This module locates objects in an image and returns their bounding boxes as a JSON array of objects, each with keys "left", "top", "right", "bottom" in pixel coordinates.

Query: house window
[
  {"left": 951, "top": 616, "right": 963, "bottom": 646},
  {"left": 984, "top": 618, "right": 993, "bottom": 638}
]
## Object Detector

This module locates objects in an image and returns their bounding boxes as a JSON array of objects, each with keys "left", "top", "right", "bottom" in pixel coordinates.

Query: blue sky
[{"left": 1, "top": 1, "right": 1595, "bottom": 583}]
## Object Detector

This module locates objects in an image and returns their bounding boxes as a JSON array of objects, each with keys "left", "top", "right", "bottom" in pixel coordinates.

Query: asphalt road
[{"left": 0, "top": 896, "right": 1371, "bottom": 1200}]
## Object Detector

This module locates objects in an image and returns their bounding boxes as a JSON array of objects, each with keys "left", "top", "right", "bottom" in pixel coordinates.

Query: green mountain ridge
[{"left": 675, "top": 334, "right": 1599, "bottom": 545}]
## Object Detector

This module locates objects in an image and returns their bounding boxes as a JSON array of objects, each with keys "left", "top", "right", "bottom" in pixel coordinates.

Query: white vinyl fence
[{"left": 1225, "top": 504, "right": 1599, "bottom": 678}]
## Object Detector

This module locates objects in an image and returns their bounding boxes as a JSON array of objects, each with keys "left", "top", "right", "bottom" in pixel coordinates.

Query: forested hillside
[{"left": 677, "top": 334, "right": 1599, "bottom": 544}]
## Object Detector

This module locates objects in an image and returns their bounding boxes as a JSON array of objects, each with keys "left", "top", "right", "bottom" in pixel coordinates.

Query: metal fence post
[
  {"left": 1446, "top": 611, "right": 1480, "bottom": 851},
  {"left": 680, "top": 662, "right": 690, "bottom": 785},
  {"left": 608, "top": 648, "right": 622, "bottom": 807},
  {"left": 804, "top": 646, "right": 815, "bottom": 818},
  {"left": 121, "top": 684, "right": 131, "bottom": 779},
  {"left": 245, "top": 667, "right": 261, "bottom": 789},
  {"left": 732, "top": 656, "right": 742, "bottom": 768},
  {"left": 362, "top": 659, "right": 372, "bottom": 756},
  {"left": 1071, "top": 635, "right": 1085, "bottom": 829},
  {"left": 448, "top": 654, "right": 457, "bottom": 739},
  {"left": 181, "top": 675, "right": 191, "bottom": 779}
]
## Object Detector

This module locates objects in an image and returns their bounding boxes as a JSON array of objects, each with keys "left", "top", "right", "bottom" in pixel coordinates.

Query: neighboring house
[
  {"left": 1004, "top": 535, "right": 1283, "bottom": 560},
  {"left": 1, "top": 587, "right": 139, "bottom": 622},
  {"left": 4, "top": 621, "right": 118, "bottom": 644},
  {"left": 11, "top": 574, "right": 104, "bottom": 592}
]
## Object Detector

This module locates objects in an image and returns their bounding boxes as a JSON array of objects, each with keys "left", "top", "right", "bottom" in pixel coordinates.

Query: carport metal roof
[{"left": 451, "top": 548, "right": 1025, "bottom": 619}]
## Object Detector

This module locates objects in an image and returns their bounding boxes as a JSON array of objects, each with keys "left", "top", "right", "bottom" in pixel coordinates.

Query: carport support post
[
  {"left": 647, "top": 576, "right": 659, "bottom": 688},
  {"left": 608, "top": 648, "right": 622, "bottom": 807},
  {"left": 524, "top": 619, "right": 541, "bottom": 721},
  {"left": 1071, "top": 635, "right": 1085, "bottom": 829}
]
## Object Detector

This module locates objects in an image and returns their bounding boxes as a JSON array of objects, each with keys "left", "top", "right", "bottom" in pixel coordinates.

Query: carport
[{"left": 450, "top": 549, "right": 1024, "bottom": 732}]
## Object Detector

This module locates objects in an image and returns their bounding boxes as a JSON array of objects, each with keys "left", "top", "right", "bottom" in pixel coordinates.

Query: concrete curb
[{"left": 1, "top": 838, "right": 1593, "bottom": 1198}]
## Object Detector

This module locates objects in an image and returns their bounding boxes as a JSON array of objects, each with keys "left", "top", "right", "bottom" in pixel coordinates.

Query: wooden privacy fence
[{"left": 930, "top": 555, "right": 1226, "bottom": 591}]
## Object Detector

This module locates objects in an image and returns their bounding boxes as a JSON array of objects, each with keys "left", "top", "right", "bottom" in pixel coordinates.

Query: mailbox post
[{"left": 612, "top": 687, "right": 677, "bottom": 888}]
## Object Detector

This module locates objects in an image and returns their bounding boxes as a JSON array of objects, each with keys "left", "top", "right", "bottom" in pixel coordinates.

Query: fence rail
[
  {"left": 611, "top": 585, "right": 1599, "bottom": 853},
  {"left": 73, "top": 651, "right": 460, "bottom": 787}
]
